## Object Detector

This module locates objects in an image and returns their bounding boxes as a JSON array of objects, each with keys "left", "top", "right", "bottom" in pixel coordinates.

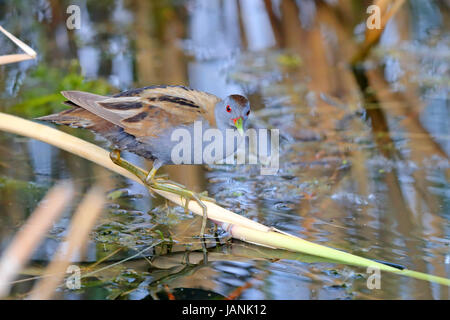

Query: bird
[{"left": 37, "top": 85, "right": 251, "bottom": 238}]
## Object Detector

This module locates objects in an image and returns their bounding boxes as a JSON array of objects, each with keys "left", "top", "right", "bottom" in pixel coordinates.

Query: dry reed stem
[
  {"left": 0, "top": 25, "right": 37, "bottom": 65},
  {"left": 0, "top": 113, "right": 449, "bottom": 286},
  {"left": 0, "top": 113, "right": 272, "bottom": 233},
  {"left": 28, "top": 186, "right": 105, "bottom": 300},
  {"left": 352, "top": 0, "right": 406, "bottom": 64},
  {"left": 0, "top": 181, "right": 74, "bottom": 297}
]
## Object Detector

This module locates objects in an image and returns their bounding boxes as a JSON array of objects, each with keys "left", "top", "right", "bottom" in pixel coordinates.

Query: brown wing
[
  {"left": 38, "top": 86, "right": 221, "bottom": 140},
  {"left": 36, "top": 99, "right": 121, "bottom": 136},
  {"left": 99, "top": 85, "right": 221, "bottom": 139},
  {"left": 113, "top": 85, "right": 220, "bottom": 123}
]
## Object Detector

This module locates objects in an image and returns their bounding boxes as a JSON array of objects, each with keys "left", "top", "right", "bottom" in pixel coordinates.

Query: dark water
[{"left": 0, "top": 0, "right": 449, "bottom": 299}]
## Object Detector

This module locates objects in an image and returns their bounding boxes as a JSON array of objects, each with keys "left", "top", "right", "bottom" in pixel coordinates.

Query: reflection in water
[
  {"left": 240, "top": 0, "right": 276, "bottom": 51},
  {"left": 76, "top": 1, "right": 100, "bottom": 79},
  {"left": 0, "top": 0, "right": 448, "bottom": 300},
  {"left": 109, "top": 0, "right": 134, "bottom": 89},
  {"left": 187, "top": 0, "right": 243, "bottom": 98}
]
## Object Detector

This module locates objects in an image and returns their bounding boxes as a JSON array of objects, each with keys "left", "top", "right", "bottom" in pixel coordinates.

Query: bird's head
[{"left": 215, "top": 94, "right": 250, "bottom": 135}]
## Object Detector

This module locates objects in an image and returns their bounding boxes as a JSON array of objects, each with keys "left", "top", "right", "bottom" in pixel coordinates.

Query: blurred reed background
[{"left": 0, "top": 0, "right": 448, "bottom": 299}]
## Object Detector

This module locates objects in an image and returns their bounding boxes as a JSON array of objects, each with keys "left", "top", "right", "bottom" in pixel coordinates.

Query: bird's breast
[{"left": 140, "top": 120, "right": 243, "bottom": 165}]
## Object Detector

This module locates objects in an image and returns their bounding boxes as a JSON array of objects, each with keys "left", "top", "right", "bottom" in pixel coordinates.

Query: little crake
[
  {"left": 38, "top": 85, "right": 250, "bottom": 172},
  {"left": 37, "top": 85, "right": 251, "bottom": 238}
]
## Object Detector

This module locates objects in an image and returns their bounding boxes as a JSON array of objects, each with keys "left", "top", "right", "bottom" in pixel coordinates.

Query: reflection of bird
[{"left": 37, "top": 85, "right": 251, "bottom": 238}]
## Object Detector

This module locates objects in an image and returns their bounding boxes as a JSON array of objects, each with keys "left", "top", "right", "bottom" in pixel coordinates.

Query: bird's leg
[
  {"left": 145, "top": 181, "right": 214, "bottom": 260},
  {"left": 154, "top": 181, "right": 211, "bottom": 261},
  {"left": 109, "top": 150, "right": 184, "bottom": 188},
  {"left": 148, "top": 182, "right": 214, "bottom": 239},
  {"left": 144, "top": 166, "right": 158, "bottom": 184},
  {"left": 109, "top": 149, "right": 215, "bottom": 240},
  {"left": 154, "top": 173, "right": 169, "bottom": 179},
  {"left": 109, "top": 149, "right": 148, "bottom": 181}
]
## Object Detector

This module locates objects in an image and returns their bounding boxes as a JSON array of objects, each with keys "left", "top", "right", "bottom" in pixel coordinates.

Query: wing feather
[
  {"left": 115, "top": 85, "right": 220, "bottom": 126},
  {"left": 40, "top": 86, "right": 221, "bottom": 140},
  {"left": 60, "top": 91, "right": 124, "bottom": 126}
]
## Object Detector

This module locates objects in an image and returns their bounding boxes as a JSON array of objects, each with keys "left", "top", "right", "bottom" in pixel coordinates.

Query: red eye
[
  {"left": 226, "top": 105, "right": 231, "bottom": 113},
  {"left": 246, "top": 110, "right": 250, "bottom": 116}
]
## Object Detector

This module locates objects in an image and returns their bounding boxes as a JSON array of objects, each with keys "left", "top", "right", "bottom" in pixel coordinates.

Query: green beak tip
[{"left": 235, "top": 117, "right": 244, "bottom": 135}]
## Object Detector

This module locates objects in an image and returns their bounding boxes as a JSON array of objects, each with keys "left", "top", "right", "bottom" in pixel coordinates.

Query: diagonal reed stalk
[
  {"left": 0, "top": 181, "right": 74, "bottom": 297},
  {"left": 0, "top": 112, "right": 448, "bottom": 287},
  {"left": 28, "top": 186, "right": 105, "bottom": 300},
  {"left": 351, "top": 0, "right": 406, "bottom": 64},
  {"left": 0, "top": 25, "right": 37, "bottom": 66}
]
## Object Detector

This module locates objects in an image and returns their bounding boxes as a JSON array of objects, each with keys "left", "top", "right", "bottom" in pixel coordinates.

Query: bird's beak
[{"left": 233, "top": 117, "right": 244, "bottom": 136}]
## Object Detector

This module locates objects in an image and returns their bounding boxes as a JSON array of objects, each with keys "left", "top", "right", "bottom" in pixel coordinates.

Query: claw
[
  {"left": 109, "top": 149, "right": 214, "bottom": 242},
  {"left": 183, "top": 195, "right": 190, "bottom": 214},
  {"left": 157, "top": 179, "right": 185, "bottom": 188},
  {"left": 110, "top": 149, "right": 121, "bottom": 163}
]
